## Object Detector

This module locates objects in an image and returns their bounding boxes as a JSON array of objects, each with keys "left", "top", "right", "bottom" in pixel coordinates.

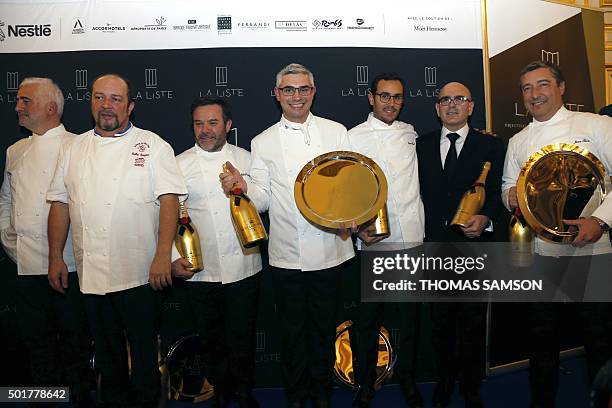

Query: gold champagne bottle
[
  {"left": 229, "top": 186, "right": 268, "bottom": 248},
  {"left": 371, "top": 203, "right": 390, "bottom": 238},
  {"left": 175, "top": 202, "right": 204, "bottom": 272},
  {"left": 509, "top": 207, "right": 534, "bottom": 267},
  {"left": 451, "top": 161, "right": 491, "bottom": 227}
]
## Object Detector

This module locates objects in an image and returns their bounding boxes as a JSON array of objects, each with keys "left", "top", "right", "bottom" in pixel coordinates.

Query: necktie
[{"left": 444, "top": 132, "right": 459, "bottom": 180}]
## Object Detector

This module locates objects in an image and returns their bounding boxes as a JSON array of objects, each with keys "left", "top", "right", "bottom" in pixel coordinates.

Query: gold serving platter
[
  {"left": 294, "top": 151, "right": 388, "bottom": 229},
  {"left": 333, "top": 320, "right": 395, "bottom": 389},
  {"left": 516, "top": 143, "right": 607, "bottom": 243}
]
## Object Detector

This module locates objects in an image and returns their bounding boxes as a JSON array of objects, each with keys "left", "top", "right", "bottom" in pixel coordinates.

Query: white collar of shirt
[
  {"left": 530, "top": 106, "right": 569, "bottom": 128},
  {"left": 194, "top": 140, "right": 230, "bottom": 158},
  {"left": 280, "top": 113, "right": 313, "bottom": 145},
  {"left": 93, "top": 121, "right": 133, "bottom": 138},
  {"left": 366, "top": 112, "right": 406, "bottom": 130},
  {"left": 32, "top": 123, "right": 66, "bottom": 140},
  {"left": 440, "top": 123, "right": 469, "bottom": 163}
]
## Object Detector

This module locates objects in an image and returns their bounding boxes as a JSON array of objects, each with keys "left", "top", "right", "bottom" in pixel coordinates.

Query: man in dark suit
[{"left": 416, "top": 82, "right": 505, "bottom": 407}]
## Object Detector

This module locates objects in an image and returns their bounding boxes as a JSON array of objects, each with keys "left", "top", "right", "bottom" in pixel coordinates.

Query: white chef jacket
[
  {"left": 502, "top": 107, "right": 612, "bottom": 256},
  {"left": 0, "top": 124, "right": 77, "bottom": 275},
  {"left": 346, "top": 113, "right": 425, "bottom": 249},
  {"left": 173, "top": 142, "right": 262, "bottom": 284},
  {"left": 246, "top": 113, "right": 355, "bottom": 271},
  {"left": 46, "top": 124, "right": 188, "bottom": 294}
]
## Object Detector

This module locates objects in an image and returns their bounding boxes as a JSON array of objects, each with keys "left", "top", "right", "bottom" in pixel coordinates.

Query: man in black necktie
[{"left": 416, "top": 82, "right": 505, "bottom": 407}]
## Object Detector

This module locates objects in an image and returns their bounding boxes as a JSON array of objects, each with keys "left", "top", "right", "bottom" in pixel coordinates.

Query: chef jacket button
[
  {"left": 85, "top": 226, "right": 89, "bottom": 231},
  {"left": 103, "top": 252, "right": 107, "bottom": 256},
  {"left": 35, "top": 234, "right": 40, "bottom": 239},
  {"left": 39, "top": 191, "right": 44, "bottom": 195},
  {"left": 18, "top": 233, "right": 24, "bottom": 237},
  {"left": 35, "top": 213, "right": 40, "bottom": 217},
  {"left": 17, "top": 211, "right": 22, "bottom": 216},
  {"left": 42, "top": 170, "right": 47, "bottom": 174},
  {"left": 106, "top": 202, "right": 111, "bottom": 206},
  {"left": 103, "top": 227, "right": 108, "bottom": 232},
  {"left": 317, "top": 232, "right": 321, "bottom": 236},
  {"left": 87, "top": 252, "right": 91, "bottom": 256}
]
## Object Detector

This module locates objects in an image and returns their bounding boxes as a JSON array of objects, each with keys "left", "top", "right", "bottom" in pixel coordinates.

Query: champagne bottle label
[{"left": 175, "top": 202, "right": 204, "bottom": 272}]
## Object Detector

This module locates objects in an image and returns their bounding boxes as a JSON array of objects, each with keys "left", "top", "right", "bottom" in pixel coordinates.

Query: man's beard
[{"left": 97, "top": 112, "right": 120, "bottom": 132}]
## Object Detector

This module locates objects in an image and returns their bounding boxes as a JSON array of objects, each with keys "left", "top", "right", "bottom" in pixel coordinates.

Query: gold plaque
[
  {"left": 333, "top": 320, "right": 395, "bottom": 389},
  {"left": 294, "top": 151, "right": 388, "bottom": 229},
  {"left": 516, "top": 143, "right": 607, "bottom": 243},
  {"left": 160, "top": 334, "right": 214, "bottom": 402}
]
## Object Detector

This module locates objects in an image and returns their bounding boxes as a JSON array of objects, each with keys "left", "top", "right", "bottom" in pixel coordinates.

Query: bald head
[{"left": 435, "top": 82, "right": 474, "bottom": 131}]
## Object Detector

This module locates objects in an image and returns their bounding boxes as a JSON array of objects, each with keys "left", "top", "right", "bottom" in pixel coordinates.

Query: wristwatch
[{"left": 590, "top": 216, "right": 611, "bottom": 232}]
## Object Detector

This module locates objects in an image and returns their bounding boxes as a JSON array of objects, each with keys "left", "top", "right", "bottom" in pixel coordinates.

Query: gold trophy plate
[
  {"left": 516, "top": 143, "right": 607, "bottom": 243},
  {"left": 333, "top": 320, "right": 395, "bottom": 389},
  {"left": 294, "top": 151, "right": 388, "bottom": 229}
]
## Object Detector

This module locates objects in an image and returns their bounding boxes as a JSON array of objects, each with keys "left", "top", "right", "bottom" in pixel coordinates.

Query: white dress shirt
[
  {"left": 439, "top": 124, "right": 470, "bottom": 167},
  {"left": 346, "top": 113, "right": 424, "bottom": 249},
  {"left": 245, "top": 113, "right": 355, "bottom": 271},
  {"left": 0, "top": 124, "right": 77, "bottom": 275},
  {"left": 47, "top": 125, "right": 188, "bottom": 294},
  {"left": 502, "top": 107, "right": 612, "bottom": 256},
  {"left": 173, "top": 142, "right": 262, "bottom": 284}
]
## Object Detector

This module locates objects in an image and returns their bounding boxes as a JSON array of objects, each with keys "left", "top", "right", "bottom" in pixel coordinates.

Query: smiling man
[
  {"left": 171, "top": 96, "right": 262, "bottom": 408},
  {"left": 220, "top": 63, "right": 355, "bottom": 408},
  {"left": 345, "top": 72, "right": 425, "bottom": 408},
  {"left": 47, "top": 73, "right": 187, "bottom": 406},
  {"left": 417, "top": 81, "right": 505, "bottom": 408},
  {"left": 502, "top": 60, "right": 612, "bottom": 408}
]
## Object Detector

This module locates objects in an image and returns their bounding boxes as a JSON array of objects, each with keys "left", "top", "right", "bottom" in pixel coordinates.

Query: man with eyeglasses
[
  {"left": 416, "top": 82, "right": 505, "bottom": 408},
  {"left": 220, "top": 63, "right": 354, "bottom": 408},
  {"left": 345, "top": 72, "right": 425, "bottom": 408}
]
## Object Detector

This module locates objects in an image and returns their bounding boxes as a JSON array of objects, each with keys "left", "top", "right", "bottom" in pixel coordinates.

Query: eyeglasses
[
  {"left": 374, "top": 93, "right": 403, "bottom": 103},
  {"left": 437, "top": 95, "right": 472, "bottom": 106},
  {"left": 277, "top": 86, "right": 314, "bottom": 96}
]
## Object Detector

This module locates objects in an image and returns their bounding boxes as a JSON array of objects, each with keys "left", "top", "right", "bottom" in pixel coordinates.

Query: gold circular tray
[
  {"left": 294, "top": 151, "right": 388, "bottom": 229},
  {"left": 333, "top": 320, "right": 395, "bottom": 389},
  {"left": 516, "top": 143, "right": 607, "bottom": 243}
]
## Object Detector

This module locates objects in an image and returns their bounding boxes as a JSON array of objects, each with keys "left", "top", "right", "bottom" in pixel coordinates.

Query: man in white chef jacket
[
  {"left": 47, "top": 74, "right": 187, "bottom": 407},
  {"left": 345, "top": 72, "right": 425, "bottom": 408},
  {"left": 221, "top": 63, "right": 355, "bottom": 408},
  {"left": 171, "top": 96, "right": 262, "bottom": 408},
  {"left": 503, "top": 60, "right": 612, "bottom": 408},
  {"left": 0, "top": 77, "right": 91, "bottom": 404}
]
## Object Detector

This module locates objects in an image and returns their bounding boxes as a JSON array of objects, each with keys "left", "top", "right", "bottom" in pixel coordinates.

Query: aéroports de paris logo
[{"left": 0, "top": 21, "right": 6, "bottom": 42}]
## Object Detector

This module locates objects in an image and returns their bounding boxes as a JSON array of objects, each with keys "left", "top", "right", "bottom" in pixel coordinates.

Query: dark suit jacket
[{"left": 416, "top": 128, "right": 506, "bottom": 242}]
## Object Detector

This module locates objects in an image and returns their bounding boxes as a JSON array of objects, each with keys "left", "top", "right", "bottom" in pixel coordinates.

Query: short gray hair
[
  {"left": 275, "top": 63, "right": 315, "bottom": 87},
  {"left": 19, "top": 77, "right": 65, "bottom": 117}
]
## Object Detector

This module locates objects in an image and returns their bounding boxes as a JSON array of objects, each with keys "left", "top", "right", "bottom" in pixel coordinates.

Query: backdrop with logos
[{"left": 0, "top": 0, "right": 497, "bottom": 388}]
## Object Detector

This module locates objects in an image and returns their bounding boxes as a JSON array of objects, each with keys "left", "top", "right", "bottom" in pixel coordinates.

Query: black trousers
[
  {"left": 430, "top": 302, "right": 487, "bottom": 395},
  {"left": 527, "top": 254, "right": 612, "bottom": 407},
  {"left": 83, "top": 284, "right": 160, "bottom": 407},
  {"left": 16, "top": 273, "right": 91, "bottom": 404},
  {"left": 270, "top": 263, "right": 345, "bottom": 403},
  {"left": 174, "top": 273, "right": 261, "bottom": 396},
  {"left": 351, "top": 301, "right": 420, "bottom": 394}
]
